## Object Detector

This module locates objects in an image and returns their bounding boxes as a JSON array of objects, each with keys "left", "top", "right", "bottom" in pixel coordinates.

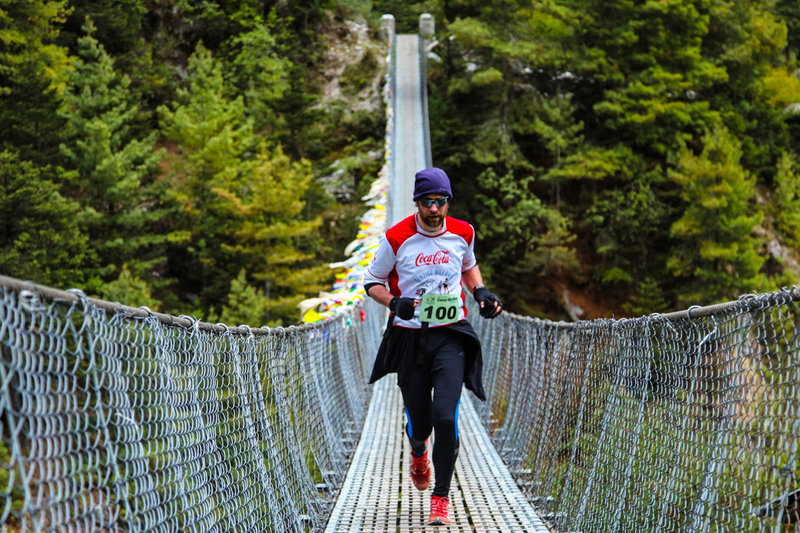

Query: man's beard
[{"left": 419, "top": 212, "right": 444, "bottom": 229}]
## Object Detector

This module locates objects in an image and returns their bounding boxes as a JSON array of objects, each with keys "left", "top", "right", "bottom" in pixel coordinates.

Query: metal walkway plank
[{"left": 390, "top": 34, "right": 428, "bottom": 224}]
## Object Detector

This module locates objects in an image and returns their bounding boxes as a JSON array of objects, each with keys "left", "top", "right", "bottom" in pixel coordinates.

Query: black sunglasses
[{"left": 418, "top": 197, "right": 450, "bottom": 208}]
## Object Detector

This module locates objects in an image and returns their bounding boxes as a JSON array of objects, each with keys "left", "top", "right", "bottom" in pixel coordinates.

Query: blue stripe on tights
[
  {"left": 405, "top": 406, "right": 413, "bottom": 439},
  {"left": 455, "top": 399, "right": 460, "bottom": 441}
]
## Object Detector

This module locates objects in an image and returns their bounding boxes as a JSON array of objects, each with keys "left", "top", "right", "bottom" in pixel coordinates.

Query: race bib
[{"left": 419, "top": 293, "right": 460, "bottom": 324}]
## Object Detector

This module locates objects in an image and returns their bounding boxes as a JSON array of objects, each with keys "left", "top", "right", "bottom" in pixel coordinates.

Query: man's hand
[
  {"left": 472, "top": 287, "right": 502, "bottom": 319},
  {"left": 389, "top": 297, "right": 417, "bottom": 320}
]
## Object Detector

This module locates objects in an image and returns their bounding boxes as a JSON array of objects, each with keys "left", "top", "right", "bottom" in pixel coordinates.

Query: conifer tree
[
  {"left": 217, "top": 269, "right": 269, "bottom": 327},
  {"left": 101, "top": 264, "right": 159, "bottom": 308},
  {"left": 0, "top": 151, "right": 93, "bottom": 287},
  {"left": 773, "top": 152, "right": 800, "bottom": 249},
  {"left": 160, "top": 42, "right": 326, "bottom": 323},
  {"left": 159, "top": 42, "right": 256, "bottom": 312},
  {"left": 226, "top": 25, "right": 292, "bottom": 135},
  {"left": 703, "top": 0, "right": 791, "bottom": 177},
  {"left": 214, "top": 141, "right": 327, "bottom": 324},
  {"left": 667, "top": 124, "right": 766, "bottom": 304},
  {"left": 58, "top": 18, "right": 164, "bottom": 293},
  {"left": 60, "top": 0, "right": 145, "bottom": 56},
  {"left": 475, "top": 167, "right": 577, "bottom": 315},
  {"left": 0, "top": 0, "right": 71, "bottom": 162}
]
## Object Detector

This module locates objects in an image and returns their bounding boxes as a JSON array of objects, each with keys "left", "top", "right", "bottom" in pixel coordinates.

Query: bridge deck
[
  {"left": 390, "top": 34, "right": 427, "bottom": 222},
  {"left": 324, "top": 379, "right": 549, "bottom": 532}
]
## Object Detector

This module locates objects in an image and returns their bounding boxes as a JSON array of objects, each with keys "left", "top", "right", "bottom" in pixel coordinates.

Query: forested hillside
[
  {"left": 409, "top": 0, "right": 800, "bottom": 319},
  {"left": 1, "top": 0, "right": 386, "bottom": 325},
  {"left": 3, "top": 1, "right": 800, "bottom": 324}
]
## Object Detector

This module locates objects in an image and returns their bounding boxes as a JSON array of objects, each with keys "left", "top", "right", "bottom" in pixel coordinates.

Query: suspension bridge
[{"left": 3, "top": 14, "right": 800, "bottom": 533}]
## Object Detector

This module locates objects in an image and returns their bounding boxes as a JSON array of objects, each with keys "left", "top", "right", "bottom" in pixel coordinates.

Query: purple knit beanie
[{"left": 413, "top": 167, "right": 453, "bottom": 201}]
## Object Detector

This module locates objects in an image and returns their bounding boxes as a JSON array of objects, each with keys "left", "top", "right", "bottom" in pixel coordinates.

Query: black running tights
[{"left": 400, "top": 327, "right": 465, "bottom": 498}]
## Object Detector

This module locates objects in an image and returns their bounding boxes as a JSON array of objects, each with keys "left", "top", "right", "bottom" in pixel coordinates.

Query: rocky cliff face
[
  {"left": 314, "top": 12, "right": 387, "bottom": 114},
  {"left": 313, "top": 13, "right": 387, "bottom": 204}
]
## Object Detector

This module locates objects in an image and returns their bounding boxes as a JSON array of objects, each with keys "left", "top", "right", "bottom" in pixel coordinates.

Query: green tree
[
  {"left": 563, "top": 0, "right": 727, "bottom": 155},
  {"left": 442, "top": 10, "right": 543, "bottom": 174},
  {"left": 0, "top": 151, "right": 93, "bottom": 287},
  {"left": 553, "top": 146, "right": 672, "bottom": 297},
  {"left": 225, "top": 24, "right": 292, "bottom": 135},
  {"left": 217, "top": 269, "right": 270, "bottom": 327},
  {"left": 667, "top": 124, "right": 766, "bottom": 304},
  {"left": 703, "top": 0, "right": 791, "bottom": 179},
  {"left": 58, "top": 19, "right": 164, "bottom": 284},
  {"left": 159, "top": 42, "right": 257, "bottom": 312},
  {"left": 159, "top": 43, "right": 326, "bottom": 323},
  {"left": 623, "top": 277, "right": 670, "bottom": 317},
  {"left": 475, "top": 168, "right": 577, "bottom": 316},
  {"left": 0, "top": 0, "right": 71, "bottom": 162},
  {"left": 371, "top": 0, "right": 427, "bottom": 32},
  {"left": 775, "top": 0, "right": 800, "bottom": 54},
  {"left": 772, "top": 151, "right": 800, "bottom": 249},
  {"left": 60, "top": 0, "right": 145, "bottom": 56},
  {"left": 192, "top": 0, "right": 263, "bottom": 46},
  {"left": 100, "top": 264, "right": 160, "bottom": 308},
  {"left": 214, "top": 142, "right": 328, "bottom": 323}
]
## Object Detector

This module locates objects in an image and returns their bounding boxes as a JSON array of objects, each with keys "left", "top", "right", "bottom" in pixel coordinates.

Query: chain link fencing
[
  {"left": 0, "top": 275, "right": 381, "bottom": 532},
  {"left": 5, "top": 270, "right": 800, "bottom": 533},
  {"left": 471, "top": 288, "right": 800, "bottom": 532}
]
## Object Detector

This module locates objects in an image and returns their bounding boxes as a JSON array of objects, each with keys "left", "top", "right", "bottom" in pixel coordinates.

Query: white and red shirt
[{"left": 364, "top": 214, "right": 477, "bottom": 328}]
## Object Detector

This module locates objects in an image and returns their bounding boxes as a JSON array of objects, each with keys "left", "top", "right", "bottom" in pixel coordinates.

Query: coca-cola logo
[{"left": 415, "top": 250, "right": 451, "bottom": 266}]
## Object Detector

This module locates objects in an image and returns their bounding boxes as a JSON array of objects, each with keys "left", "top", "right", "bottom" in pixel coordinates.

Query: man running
[{"left": 363, "top": 166, "right": 502, "bottom": 525}]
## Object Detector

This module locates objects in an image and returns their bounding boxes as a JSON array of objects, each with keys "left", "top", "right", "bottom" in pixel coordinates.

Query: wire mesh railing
[
  {"left": 470, "top": 288, "right": 800, "bottom": 532},
  {"left": 0, "top": 275, "right": 382, "bottom": 532},
  {"left": 4, "top": 278, "right": 800, "bottom": 532}
]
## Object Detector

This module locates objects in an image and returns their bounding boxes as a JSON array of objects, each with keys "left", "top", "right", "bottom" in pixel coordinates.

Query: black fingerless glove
[
  {"left": 389, "top": 296, "right": 416, "bottom": 320},
  {"left": 473, "top": 287, "right": 502, "bottom": 319}
]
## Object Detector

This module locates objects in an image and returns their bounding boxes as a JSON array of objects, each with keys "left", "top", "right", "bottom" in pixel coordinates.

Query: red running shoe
[
  {"left": 428, "top": 495, "right": 451, "bottom": 525},
  {"left": 409, "top": 446, "right": 431, "bottom": 490}
]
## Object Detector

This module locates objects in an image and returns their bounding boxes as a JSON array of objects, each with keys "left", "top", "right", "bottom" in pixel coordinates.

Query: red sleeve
[
  {"left": 445, "top": 216, "right": 474, "bottom": 246},
  {"left": 385, "top": 214, "right": 418, "bottom": 254}
]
